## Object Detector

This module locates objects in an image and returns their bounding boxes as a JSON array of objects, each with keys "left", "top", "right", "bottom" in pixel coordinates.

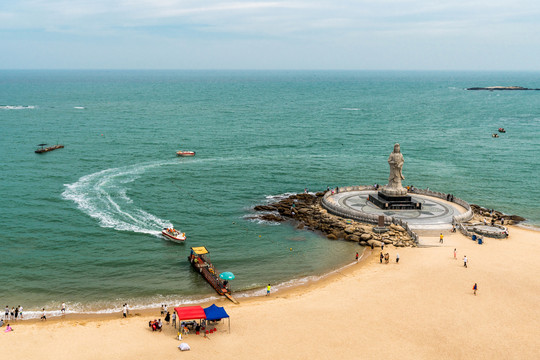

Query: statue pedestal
[{"left": 368, "top": 190, "right": 422, "bottom": 210}]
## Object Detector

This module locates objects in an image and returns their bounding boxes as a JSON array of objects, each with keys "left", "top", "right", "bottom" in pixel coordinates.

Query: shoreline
[
  {"left": 7, "top": 216, "right": 540, "bottom": 321},
  {"left": 5, "top": 224, "right": 540, "bottom": 359},
  {"left": 6, "top": 246, "right": 371, "bottom": 323}
]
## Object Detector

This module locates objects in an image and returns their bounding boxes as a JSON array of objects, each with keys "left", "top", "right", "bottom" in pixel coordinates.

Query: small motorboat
[
  {"left": 498, "top": 128, "right": 506, "bottom": 133},
  {"left": 492, "top": 133, "right": 499, "bottom": 138},
  {"left": 162, "top": 228, "right": 186, "bottom": 243},
  {"left": 176, "top": 150, "right": 195, "bottom": 157}
]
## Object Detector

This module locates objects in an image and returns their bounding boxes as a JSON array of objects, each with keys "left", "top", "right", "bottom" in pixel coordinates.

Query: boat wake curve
[{"left": 62, "top": 161, "right": 176, "bottom": 236}]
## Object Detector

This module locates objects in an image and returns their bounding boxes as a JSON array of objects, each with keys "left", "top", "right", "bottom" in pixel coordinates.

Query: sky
[{"left": 1, "top": 0, "right": 540, "bottom": 70}]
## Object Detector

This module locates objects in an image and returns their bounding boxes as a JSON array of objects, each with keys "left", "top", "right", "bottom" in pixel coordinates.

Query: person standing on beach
[
  {"left": 61, "top": 302, "right": 66, "bottom": 315},
  {"left": 396, "top": 253, "right": 400, "bottom": 263},
  {"left": 14, "top": 306, "right": 18, "bottom": 320},
  {"left": 160, "top": 304, "right": 164, "bottom": 316},
  {"left": 172, "top": 311, "right": 177, "bottom": 328},
  {"left": 473, "top": 283, "right": 478, "bottom": 295},
  {"left": 41, "top": 308, "right": 46, "bottom": 320},
  {"left": 18, "top": 305, "right": 23, "bottom": 320},
  {"left": 380, "top": 252, "right": 383, "bottom": 264},
  {"left": 439, "top": 233, "right": 444, "bottom": 244},
  {"left": 454, "top": 248, "right": 457, "bottom": 260},
  {"left": 267, "top": 284, "right": 271, "bottom": 296},
  {"left": 463, "top": 256, "right": 468, "bottom": 268},
  {"left": 355, "top": 252, "right": 359, "bottom": 261},
  {"left": 122, "top": 304, "right": 127, "bottom": 318},
  {"left": 4, "top": 306, "right": 9, "bottom": 321}
]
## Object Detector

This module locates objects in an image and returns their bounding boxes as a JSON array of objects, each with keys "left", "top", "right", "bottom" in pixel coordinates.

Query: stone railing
[
  {"left": 410, "top": 188, "right": 473, "bottom": 224},
  {"left": 464, "top": 223, "right": 509, "bottom": 239},
  {"left": 322, "top": 186, "right": 420, "bottom": 244}
]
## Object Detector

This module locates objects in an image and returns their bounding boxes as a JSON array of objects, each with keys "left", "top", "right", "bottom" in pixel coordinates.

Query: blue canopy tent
[{"left": 204, "top": 304, "right": 230, "bottom": 333}]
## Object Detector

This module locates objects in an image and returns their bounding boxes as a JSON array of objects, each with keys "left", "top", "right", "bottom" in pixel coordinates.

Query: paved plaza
[{"left": 329, "top": 190, "right": 468, "bottom": 231}]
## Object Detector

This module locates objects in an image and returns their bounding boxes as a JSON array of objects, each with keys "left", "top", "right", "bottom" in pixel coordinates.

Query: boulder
[
  {"left": 259, "top": 214, "right": 284, "bottom": 222},
  {"left": 360, "top": 233, "right": 372, "bottom": 241},
  {"left": 327, "top": 233, "right": 338, "bottom": 240},
  {"left": 344, "top": 226, "right": 355, "bottom": 234},
  {"left": 359, "top": 241, "right": 368, "bottom": 246},
  {"left": 345, "top": 234, "right": 360, "bottom": 242},
  {"left": 253, "top": 205, "right": 276, "bottom": 211},
  {"left": 382, "top": 238, "right": 393, "bottom": 244},
  {"left": 367, "top": 240, "right": 382, "bottom": 247},
  {"left": 296, "top": 223, "right": 305, "bottom": 230}
]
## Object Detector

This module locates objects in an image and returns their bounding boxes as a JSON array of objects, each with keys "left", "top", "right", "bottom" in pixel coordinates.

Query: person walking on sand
[
  {"left": 122, "top": 303, "right": 127, "bottom": 318},
  {"left": 355, "top": 252, "right": 359, "bottom": 261},
  {"left": 172, "top": 311, "right": 177, "bottom": 328},
  {"left": 380, "top": 252, "right": 383, "bottom": 264},
  {"left": 463, "top": 255, "right": 468, "bottom": 268},
  {"left": 41, "top": 308, "right": 46, "bottom": 320},
  {"left": 473, "top": 283, "right": 478, "bottom": 295},
  {"left": 439, "top": 233, "right": 443, "bottom": 244},
  {"left": 267, "top": 284, "right": 271, "bottom": 296},
  {"left": 396, "top": 253, "right": 400, "bottom": 263},
  {"left": 454, "top": 248, "right": 457, "bottom": 260}
]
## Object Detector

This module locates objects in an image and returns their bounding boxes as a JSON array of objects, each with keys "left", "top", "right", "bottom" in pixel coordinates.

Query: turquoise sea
[{"left": 2, "top": 70, "right": 540, "bottom": 318}]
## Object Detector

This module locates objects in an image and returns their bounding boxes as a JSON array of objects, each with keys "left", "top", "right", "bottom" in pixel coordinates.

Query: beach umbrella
[{"left": 219, "top": 272, "right": 235, "bottom": 280}]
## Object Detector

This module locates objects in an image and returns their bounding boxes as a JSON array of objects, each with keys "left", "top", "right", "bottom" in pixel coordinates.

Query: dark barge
[
  {"left": 188, "top": 246, "right": 238, "bottom": 303},
  {"left": 35, "top": 143, "right": 64, "bottom": 153}
]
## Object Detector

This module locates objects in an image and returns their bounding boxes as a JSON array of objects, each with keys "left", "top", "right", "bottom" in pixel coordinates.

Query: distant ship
[{"left": 35, "top": 143, "right": 64, "bottom": 153}]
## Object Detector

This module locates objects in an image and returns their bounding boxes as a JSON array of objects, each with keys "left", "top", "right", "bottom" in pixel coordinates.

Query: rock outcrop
[{"left": 252, "top": 192, "right": 415, "bottom": 247}]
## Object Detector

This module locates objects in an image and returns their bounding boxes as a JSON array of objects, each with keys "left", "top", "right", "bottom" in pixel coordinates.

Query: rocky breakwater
[
  {"left": 253, "top": 192, "right": 415, "bottom": 247},
  {"left": 470, "top": 204, "right": 526, "bottom": 225}
]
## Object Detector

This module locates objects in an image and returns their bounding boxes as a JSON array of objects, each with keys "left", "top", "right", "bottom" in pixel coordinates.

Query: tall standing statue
[
  {"left": 382, "top": 143, "right": 407, "bottom": 196},
  {"left": 388, "top": 143, "right": 404, "bottom": 188}
]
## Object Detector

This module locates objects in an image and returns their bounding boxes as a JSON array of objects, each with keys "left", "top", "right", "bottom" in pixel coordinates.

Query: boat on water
[
  {"left": 176, "top": 150, "right": 195, "bottom": 157},
  {"left": 498, "top": 128, "right": 506, "bottom": 133},
  {"left": 161, "top": 227, "right": 186, "bottom": 243},
  {"left": 35, "top": 143, "right": 64, "bottom": 154},
  {"left": 188, "top": 246, "right": 237, "bottom": 303}
]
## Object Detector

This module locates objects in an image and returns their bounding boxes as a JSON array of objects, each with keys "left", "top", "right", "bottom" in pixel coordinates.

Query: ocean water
[{"left": 2, "top": 70, "right": 540, "bottom": 318}]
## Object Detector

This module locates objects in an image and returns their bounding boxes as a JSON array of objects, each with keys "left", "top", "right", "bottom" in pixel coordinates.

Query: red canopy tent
[{"left": 174, "top": 306, "right": 207, "bottom": 321}]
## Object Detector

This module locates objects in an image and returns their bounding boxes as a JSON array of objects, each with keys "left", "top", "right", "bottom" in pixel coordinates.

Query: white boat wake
[{"left": 62, "top": 161, "right": 175, "bottom": 236}]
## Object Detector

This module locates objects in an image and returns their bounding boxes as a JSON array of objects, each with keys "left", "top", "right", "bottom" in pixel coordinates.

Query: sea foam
[{"left": 62, "top": 161, "right": 176, "bottom": 236}]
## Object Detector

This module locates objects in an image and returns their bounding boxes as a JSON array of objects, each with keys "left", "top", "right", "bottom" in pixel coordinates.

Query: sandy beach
[{"left": 3, "top": 225, "right": 540, "bottom": 360}]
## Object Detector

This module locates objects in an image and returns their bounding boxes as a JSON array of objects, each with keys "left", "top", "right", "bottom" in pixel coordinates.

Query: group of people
[
  {"left": 149, "top": 319, "right": 163, "bottom": 331},
  {"left": 4, "top": 305, "right": 23, "bottom": 321},
  {"left": 379, "top": 251, "right": 399, "bottom": 264}
]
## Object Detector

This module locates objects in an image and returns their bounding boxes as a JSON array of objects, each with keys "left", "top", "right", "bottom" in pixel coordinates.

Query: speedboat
[
  {"left": 176, "top": 150, "right": 195, "bottom": 157},
  {"left": 498, "top": 128, "right": 506, "bottom": 133},
  {"left": 162, "top": 228, "right": 186, "bottom": 243}
]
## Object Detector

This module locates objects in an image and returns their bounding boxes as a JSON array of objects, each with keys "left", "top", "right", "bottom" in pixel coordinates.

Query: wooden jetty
[
  {"left": 188, "top": 246, "right": 238, "bottom": 304},
  {"left": 35, "top": 143, "right": 64, "bottom": 154}
]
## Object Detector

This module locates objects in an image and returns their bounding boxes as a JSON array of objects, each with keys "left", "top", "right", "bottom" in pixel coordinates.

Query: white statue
[{"left": 382, "top": 143, "right": 407, "bottom": 196}]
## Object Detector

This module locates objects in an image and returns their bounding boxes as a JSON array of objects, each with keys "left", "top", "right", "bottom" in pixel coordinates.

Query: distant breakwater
[
  {"left": 467, "top": 86, "right": 540, "bottom": 91},
  {"left": 252, "top": 193, "right": 415, "bottom": 248}
]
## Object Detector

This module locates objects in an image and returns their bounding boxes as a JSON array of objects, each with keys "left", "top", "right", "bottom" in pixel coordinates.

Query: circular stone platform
[{"left": 327, "top": 190, "right": 469, "bottom": 231}]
